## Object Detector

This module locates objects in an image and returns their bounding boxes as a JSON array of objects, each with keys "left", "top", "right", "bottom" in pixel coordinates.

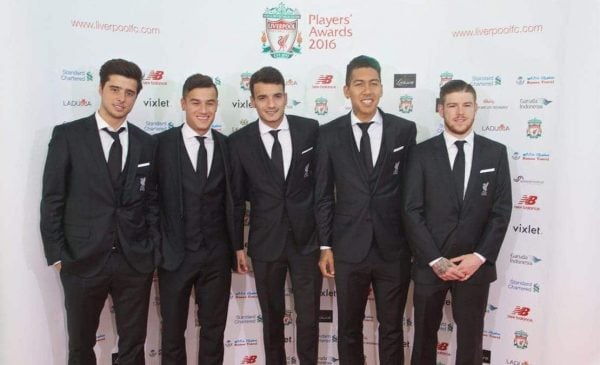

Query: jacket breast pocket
[
  {"left": 476, "top": 169, "right": 497, "bottom": 198},
  {"left": 296, "top": 148, "right": 314, "bottom": 178}
]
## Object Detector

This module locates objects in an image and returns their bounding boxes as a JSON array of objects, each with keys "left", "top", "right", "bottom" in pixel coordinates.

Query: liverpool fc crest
[
  {"left": 314, "top": 97, "right": 328, "bottom": 116},
  {"left": 261, "top": 3, "right": 302, "bottom": 59},
  {"left": 399, "top": 95, "right": 414, "bottom": 114},
  {"left": 513, "top": 330, "right": 529, "bottom": 349},
  {"left": 526, "top": 118, "right": 542, "bottom": 139}
]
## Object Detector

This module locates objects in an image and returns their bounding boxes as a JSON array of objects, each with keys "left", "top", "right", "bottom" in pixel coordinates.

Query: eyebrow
[{"left": 352, "top": 78, "right": 380, "bottom": 83}]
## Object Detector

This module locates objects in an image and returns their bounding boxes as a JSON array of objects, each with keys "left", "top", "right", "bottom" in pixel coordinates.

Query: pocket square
[
  {"left": 480, "top": 168, "right": 495, "bottom": 173},
  {"left": 301, "top": 147, "right": 314, "bottom": 154},
  {"left": 137, "top": 162, "right": 150, "bottom": 168},
  {"left": 393, "top": 146, "right": 405, "bottom": 152}
]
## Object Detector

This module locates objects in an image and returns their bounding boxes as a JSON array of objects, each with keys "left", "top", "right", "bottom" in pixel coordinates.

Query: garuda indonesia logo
[
  {"left": 261, "top": 3, "right": 302, "bottom": 59},
  {"left": 314, "top": 97, "right": 328, "bottom": 115},
  {"left": 399, "top": 95, "right": 413, "bottom": 113}
]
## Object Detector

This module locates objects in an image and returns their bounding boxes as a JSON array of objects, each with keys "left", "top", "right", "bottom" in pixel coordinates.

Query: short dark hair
[
  {"left": 249, "top": 66, "right": 285, "bottom": 98},
  {"left": 345, "top": 55, "right": 381, "bottom": 86},
  {"left": 99, "top": 58, "right": 143, "bottom": 93},
  {"left": 439, "top": 79, "right": 477, "bottom": 105},
  {"left": 182, "top": 74, "right": 218, "bottom": 98}
]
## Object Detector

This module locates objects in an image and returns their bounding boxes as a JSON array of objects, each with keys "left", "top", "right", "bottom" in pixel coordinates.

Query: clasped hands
[{"left": 432, "top": 253, "right": 483, "bottom": 281}]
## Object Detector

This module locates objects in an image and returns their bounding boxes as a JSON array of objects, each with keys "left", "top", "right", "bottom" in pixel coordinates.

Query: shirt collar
[
  {"left": 350, "top": 109, "right": 383, "bottom": 126},
  {"left": 96, "top": 111, "right": 128, "bottom": 132},
  {"left": 443, "top": 129, "right": 474, "bottom": 149},
  {"left": 182, "top": 121, "right": 213, "bottom": 141},
  {"left": 258, "top": 115, "right": 290, "bottom": 136}
]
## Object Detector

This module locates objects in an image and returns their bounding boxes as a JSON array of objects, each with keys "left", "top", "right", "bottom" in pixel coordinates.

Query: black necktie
[
  {"left": 358, "top": 122, "right": 374, "bottom": 174},
  {"left": 103, "top": 127, "right": 125, "bottom": 183},
  {"left": 453, "top": 140, "right": 466, "bottom": 201},
  {"left": 269, "top": 130, "right": 284, "bottom": 179},
  {"left": 195, "top": 136, "right": 208, "bottom": 185}
]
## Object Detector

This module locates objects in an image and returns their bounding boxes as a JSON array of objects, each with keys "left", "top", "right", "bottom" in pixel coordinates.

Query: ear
[
  {"left": 180, "top": 98, "right": 186, "bottom": 111},
  {"left": 437, "top": 103, "right": 444, "bottom": 118},
  {"left": 343, "top": 84, "right": 350, "bottom": 99}
]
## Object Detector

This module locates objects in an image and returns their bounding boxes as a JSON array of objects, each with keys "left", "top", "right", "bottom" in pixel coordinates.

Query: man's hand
[
  {"left": 319, "top": 249, "right": 335, "bottom": 278},
  {"left": 235, "top": 250, "right": 249, "bottom": 274},
  {"left": 432, "top": 257, "right": 465, "bottom": 281},
  {"left": 54, "top": 262, "right": 62, "bottom": 273},
  {"left": 449, "top": 253, "right": 484, "bottom": 281}
]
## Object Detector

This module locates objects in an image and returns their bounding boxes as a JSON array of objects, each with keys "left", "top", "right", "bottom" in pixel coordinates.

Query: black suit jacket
[
  {"left": 155, "top": 126, "right": 235, "bottom": 271},
  {"left": 314, "top": 109, "right": 416, "bottom": 263},
  {"left": 40, "top": 114, "right": 160, "bottom": 277},
  {"left": 402, "top": 133, "right": 512, "bottom": 284},
  {"left": 229, "top": 115, "right": 319, "bottom": 261}
]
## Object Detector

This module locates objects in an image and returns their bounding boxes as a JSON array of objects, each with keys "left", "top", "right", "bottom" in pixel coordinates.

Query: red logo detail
[
  {"left": 518, "top": 195, "right": 538, "bottom": 205},
  {"left": 437, "top": 342, "right": 449, "bottom": 351},
  {"left": 512, "top": 306, "right": 531, "bottom": 316},
  {"left": 316, "top": 75, "right": 333, "bottom": 85},
  {"left": 241, "top": 355, "right": 258, "bottom": 364},
  {"left": 145, "top": 70, "right": 164, "bottom": 81}
]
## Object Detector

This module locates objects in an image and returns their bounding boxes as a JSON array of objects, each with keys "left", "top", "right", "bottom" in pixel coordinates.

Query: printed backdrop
[{"left": 2, "top": 0, "right": 600, "bottom": 364}]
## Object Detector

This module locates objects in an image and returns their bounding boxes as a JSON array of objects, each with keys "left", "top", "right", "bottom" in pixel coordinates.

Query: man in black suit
[
  {"left": 156, "top": 74, "right": 238, "bottom": 364},
  {"left": 229, "top": 66, "right": 321, "bottom": 365},
  {"left": 315, "top": 55, "right": 416, "bottom": 365},
  {"left": 402, "top": 80, "right": 512, "bottom": 365},
  {"left": 40, "top": 59, "right": 159, "bottom": 365}
]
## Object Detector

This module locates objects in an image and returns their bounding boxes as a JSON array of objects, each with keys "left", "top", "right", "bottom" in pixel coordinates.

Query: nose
[
  {"left": 363, "top": 84, "right": 372, "bottom": 95},
  {"left": 116, "top": 90, "right": 126, "bottom": 102}
]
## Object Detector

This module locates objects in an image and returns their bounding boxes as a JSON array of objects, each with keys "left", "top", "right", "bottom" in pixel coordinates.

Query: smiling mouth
[{"left": 360, "top": 98, "right": 375, "bottom": 105}]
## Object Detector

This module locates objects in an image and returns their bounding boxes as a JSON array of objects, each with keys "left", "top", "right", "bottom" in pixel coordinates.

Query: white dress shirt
[
  {"left": 96, "top": 111, "right": 128, "bottom": 170},
  {"left": 350, "top": 109, "right": 383, "bottom": 167},
  {"left": 181, "top": 122, "right": 214, "bottom": 176},
  {"left": 443, "top": 130, "right": 474, "bottom": 197},
  {"left": 258, "top": 116, "right": 292, "bottom": 179}
]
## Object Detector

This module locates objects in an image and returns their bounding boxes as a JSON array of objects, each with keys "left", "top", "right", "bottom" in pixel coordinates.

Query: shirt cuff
[
  {"left": 429, "top": 257, "right": 443, "bottom": 267},
  {"left": 320, "top": 246, "right": 332, "bottom": 250},
  {"left": 52, "top": 261, "right": 61, "bottom": 266},
  {"left": 474, "top": 252, "right": 486, "bottom": 263}
]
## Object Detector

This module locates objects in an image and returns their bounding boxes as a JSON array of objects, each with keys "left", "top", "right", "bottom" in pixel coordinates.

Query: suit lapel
[
  {"left": 174, "top": 127, "right": 184, "bottom": 216},
  {"left": 123, "top": 123, "right": 142, "bottom": 193},
  {"left": 371, "top": 112, "right": 390, "bottom": 192},
  {"left": 83, "top": 115, "right": 114, "bottom": 199},
  {"left": 286, "top": 117, "right": 301, "bottom": 189},
  {"left": 463, "top": 134, "right": 484, "bottom": 209},
  {"left": 213, "top": 129, "right": 229, "bottom": 185}
]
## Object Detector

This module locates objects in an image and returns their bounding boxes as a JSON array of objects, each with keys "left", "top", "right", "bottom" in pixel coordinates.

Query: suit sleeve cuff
[
  {"left": 429, "top": 257, "right": 443, "bottom": 267},
  {"left": 474, "top": 252, "right": 486, "bottom": 263}
]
